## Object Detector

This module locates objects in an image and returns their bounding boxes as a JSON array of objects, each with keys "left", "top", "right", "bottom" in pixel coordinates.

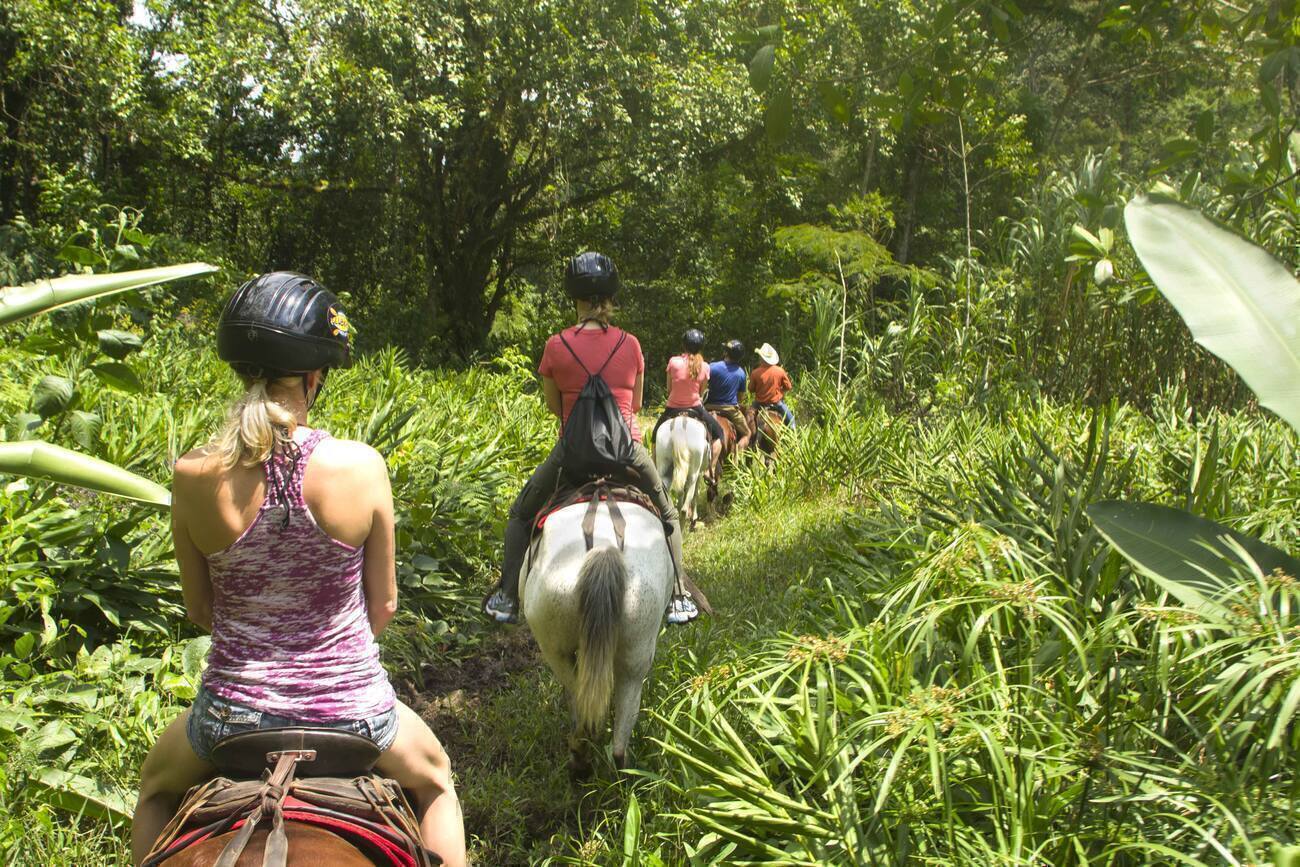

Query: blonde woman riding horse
[{"left": 132, "top": 272, "right": 465, "bottom": 866}]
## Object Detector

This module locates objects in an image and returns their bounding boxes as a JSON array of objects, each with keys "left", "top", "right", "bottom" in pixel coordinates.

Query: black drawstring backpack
[{"left": 557, "top": 329, "right": 636, "bottom": 479}]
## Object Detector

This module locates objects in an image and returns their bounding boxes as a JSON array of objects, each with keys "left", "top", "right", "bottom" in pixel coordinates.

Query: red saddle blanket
[
  {"left": 534, "top": 478, "right": 658, "bottom": 531},
  {"left": 157, "top": 795, "right": 418, "bottom": 866},
  {"left": 142, "top": 766, "right": 435, "bottom": 867}
]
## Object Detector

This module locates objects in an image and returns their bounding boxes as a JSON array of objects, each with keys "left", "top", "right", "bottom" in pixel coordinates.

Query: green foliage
[
  {"left": 1089, "top": 500, "right": 1300, "bottom": 619},
  {"left": 1, "top": 0, "right": 1299, "bottom": 862},
  {"left": 649, "top": 399, "right": 1298, "bottom": 865},
  {"left": 1126, "top": 194, "right": 1300, "bottom": 434}
]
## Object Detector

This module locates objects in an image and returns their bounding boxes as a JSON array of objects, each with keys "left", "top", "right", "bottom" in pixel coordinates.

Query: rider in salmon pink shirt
[
  {"left": 650, "top": 329, "right": 725, "bottom": 485},
  {"left": 483, "top": 252, "right": 698, "bottom": 626}
]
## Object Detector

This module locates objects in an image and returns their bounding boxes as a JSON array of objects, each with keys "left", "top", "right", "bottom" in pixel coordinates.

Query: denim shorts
[{"left": 186, "top": 686, "right": 400, "bottom": 762}]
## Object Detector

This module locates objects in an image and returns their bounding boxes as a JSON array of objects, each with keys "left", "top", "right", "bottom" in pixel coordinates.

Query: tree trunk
[
  {"left": 893, "top": 136, "right": 925, "bottom": 265},
  {"left": 860, "top": 127, "right": 879, "bottom": 194}
]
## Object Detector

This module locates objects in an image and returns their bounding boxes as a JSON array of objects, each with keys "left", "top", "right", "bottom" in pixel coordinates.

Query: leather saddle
[
  {"left": 143, "top": 727, "right": 438, "bottom": 867},
  {"left": 211, "top": 727, "right": 381, "bottom": 778},
  {"left": 534, "top": 476, "right": 660, "bottom": 544},
  {"left": 530, "top": 476, "right": 714, "bottom": 616}
]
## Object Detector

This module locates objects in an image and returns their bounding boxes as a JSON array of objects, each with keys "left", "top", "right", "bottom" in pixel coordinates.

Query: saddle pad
[
  {"left": 155, "top": 804, "right": 418, "bottom": 867},
  {"left": 534, "top": 481, "right": 658, "bottom": 531},
  {"left": 537, "top": 493, "right": 609, "bottom": 530}
]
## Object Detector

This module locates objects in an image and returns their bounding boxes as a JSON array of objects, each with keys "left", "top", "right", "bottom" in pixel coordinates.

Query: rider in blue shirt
[{"left": 705, "top": 339, "right": 752, "bottom": 451}]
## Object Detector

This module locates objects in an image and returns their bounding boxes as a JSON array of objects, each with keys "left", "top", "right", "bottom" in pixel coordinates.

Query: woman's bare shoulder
[
  {"left": 313, "top": 436, "right": 386, "bottom": 475},
  {"left": 174, "top": 444, "right": 221, "bottom": 480}
]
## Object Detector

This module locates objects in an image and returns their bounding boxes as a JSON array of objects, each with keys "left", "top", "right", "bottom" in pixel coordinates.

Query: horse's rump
[
  {"left": 746, "top": 405, "right": 783, "bottom": 453},
  {"left": 522, "top": 498, "right": 670, "bottom": 630},
  {"left": 522, "top": 498, "right": 673, "bottom": 769},
  {"left": 713, "top": 413, "right": 736, "bottom": 448}
]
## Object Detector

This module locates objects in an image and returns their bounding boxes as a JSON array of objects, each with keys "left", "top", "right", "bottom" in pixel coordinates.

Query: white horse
[
  {"left": 520, "top": 499, "right": 674, "bottom": 774},
  {"left": 654, "top": 415, "right": 709, "bottom": 527}
]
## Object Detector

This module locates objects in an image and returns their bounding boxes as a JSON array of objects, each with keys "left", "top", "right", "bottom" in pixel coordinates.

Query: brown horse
[
  {"left": 161, "top": 824, "right": 374, "bottom": 866},
  {"left": 744, "top": 405, "right": 783, "bottom": 461},
  {"left": 707, "top": 412, "right": 737, "bottom": 509}
]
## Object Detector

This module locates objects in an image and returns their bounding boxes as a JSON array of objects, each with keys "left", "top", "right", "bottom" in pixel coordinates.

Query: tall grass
[{"left": 644, "top": 393, "right": 1298, "bottom": 865}]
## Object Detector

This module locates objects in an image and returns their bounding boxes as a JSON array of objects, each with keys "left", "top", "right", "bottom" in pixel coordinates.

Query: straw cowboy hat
[{"left": 756, "top": 342, "right": 780, "bottom": 365}]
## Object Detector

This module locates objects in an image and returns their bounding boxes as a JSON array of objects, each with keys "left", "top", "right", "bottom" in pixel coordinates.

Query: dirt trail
[{"left": 401, "top": 628, "right": 541, "bottom": 760}]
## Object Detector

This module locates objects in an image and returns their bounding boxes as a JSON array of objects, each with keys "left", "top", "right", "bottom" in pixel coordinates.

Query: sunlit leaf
[
  {"left": 1087, "top": 500, "right": 1300, "bottom": 613},
  {"left": 31, "top": 375, "right": 76, "bottom": 419},
  {"left": 749, "top": 44, "right": 775, "bottom": 93},
  {"left": 29, "top": 767, "right": 133, "bottom": 827},
  {"left": 96, "top": 328, "right": 143, "bottom": 359},
  {"left": 0, "top": 440, "right": 170, "bottom": 507},
  {"left": 69, "top": 410, "right": 102, "bottom": 451},
  {"left": 1125, "top": 194, "right": 1300, "bottom": 434},
  {"left": 0, "top": 262, "right": 217, "bottom": 327},
  {"left": 623, "top": 793, "right": 642, "bottom": 864},
  {"left": 91, "top": 362, "right": 144, "bottom": 393}
]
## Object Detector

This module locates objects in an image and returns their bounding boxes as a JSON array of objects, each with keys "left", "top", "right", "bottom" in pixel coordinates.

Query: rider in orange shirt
[{"left": 750, "top": 342, "right": 795, "bottom": 427}]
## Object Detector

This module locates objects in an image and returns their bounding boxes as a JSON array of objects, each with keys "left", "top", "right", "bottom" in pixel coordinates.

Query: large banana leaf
[
  {"left": 0, "top": 262, "right": 217, "bottom": 326},
  {"left": 1124, "top": 194, "right": 1300, "bottom": 434},
  {"left": 1088, "top": 500, "right": 1300, "bottom": 615},
  {"left": 0, "top": 441, "right": 169, "bottom": 507}
]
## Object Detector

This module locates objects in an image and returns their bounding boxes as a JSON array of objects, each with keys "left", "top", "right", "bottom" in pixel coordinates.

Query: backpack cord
[{"left": 555, "top": 330, "right": 629, "bottom": 428}]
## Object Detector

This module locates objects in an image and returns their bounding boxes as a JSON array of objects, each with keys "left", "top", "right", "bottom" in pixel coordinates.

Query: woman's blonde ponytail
[
  {"left": 578, "top": 296, "right": 617, "bottom": 326},
  {"left": 214, "top": 377, "right": 299, "bottom": 468}
]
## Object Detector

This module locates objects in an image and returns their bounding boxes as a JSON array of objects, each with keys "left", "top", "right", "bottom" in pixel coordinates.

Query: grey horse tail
[{"left": 575, "top": 545, "right": 626, "bottom": 735}]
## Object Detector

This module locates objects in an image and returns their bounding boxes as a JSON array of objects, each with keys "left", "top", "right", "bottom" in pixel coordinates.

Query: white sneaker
[
  {"left": 666, "top": 595, "right": 699, "bottom": 625},
  {"left": 483, "top": 588, "right": 519, "bottom": 624}
]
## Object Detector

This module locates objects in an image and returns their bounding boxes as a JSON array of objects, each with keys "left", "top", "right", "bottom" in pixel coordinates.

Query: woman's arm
[
  {"left": 632, "top": 371, "right": 644, "bottom": 414},
  {"left": 360, "top": 450, "right": 398, "bottom": 637},
  {"left": 541, "top": 375, "right": 562, "bottom": 417},
  {"left": 171, "top": 467, "right": 213, "bottom": 632}
]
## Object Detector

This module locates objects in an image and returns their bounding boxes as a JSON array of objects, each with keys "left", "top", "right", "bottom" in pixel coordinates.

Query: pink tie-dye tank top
[{"left": 202, "top": 429, "right": 395, "bottom": 721}]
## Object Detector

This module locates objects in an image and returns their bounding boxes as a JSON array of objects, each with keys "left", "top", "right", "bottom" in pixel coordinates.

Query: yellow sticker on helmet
[{"left": 329, "top": 307, "right": 353, "bottom": 344}]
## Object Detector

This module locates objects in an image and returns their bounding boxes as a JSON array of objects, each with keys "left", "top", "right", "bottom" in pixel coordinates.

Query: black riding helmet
[
  {"left": 724, "top": 339, "right": 745, "bottom": 361},
  {"left": 683, "top": 328, "right": 705, "bottom": 352},
  {"left": 217, "top": 272, "right": 354, "bottom": 379},
  {"left": 564, "top": 252, "right": 621, "bottom": 301}
]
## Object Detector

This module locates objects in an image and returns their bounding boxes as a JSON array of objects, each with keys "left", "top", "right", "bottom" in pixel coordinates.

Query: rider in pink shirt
[
  {"left": 650, "top": 329, "right": 724, "bottom": 485},
  {"left": 538, "top": 325, "right": 644, "bottom": 440},
  {"left": 665, "top": 352, "right": 707, "bottom": 408}
]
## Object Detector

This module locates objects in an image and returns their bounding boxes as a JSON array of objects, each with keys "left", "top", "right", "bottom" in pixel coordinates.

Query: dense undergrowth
[{"left": 2, "top": 310, "right": 1296, "bottom": 863}]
